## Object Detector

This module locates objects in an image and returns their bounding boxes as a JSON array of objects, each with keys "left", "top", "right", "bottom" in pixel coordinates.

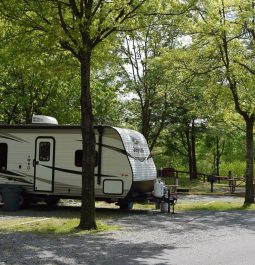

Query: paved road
[
  {"left": 108, "top": 208, "right": 255, "bottom": 265},
  {"left": 178, "top": 194, "right": 244, "bottom": 202},
  {"left": 165, "top": 233, "right": 255, "bottom": 265},
  {"left": 1, "top": 196, "right": 255, "bottom": 265}
]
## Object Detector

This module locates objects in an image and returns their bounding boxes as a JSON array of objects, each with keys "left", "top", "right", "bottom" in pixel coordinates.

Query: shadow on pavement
[{"left": 1, "top": 200, "right": 255, "bottom": 265}]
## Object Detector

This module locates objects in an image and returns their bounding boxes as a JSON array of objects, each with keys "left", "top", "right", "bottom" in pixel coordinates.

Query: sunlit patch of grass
[
  {"left": 95, "top": 201, "right": 119, "bottom": 209},
  {"left": 133, "top": 203, "right": 155, "bottom": 210},
  {"left": 81, "top": 220, "right": 120, "bottom": 235},
  {"left": 175, "top": 201, "right": 255, "bottom": 211},
  {"left": 96, "top": 201, "right": 155, "bottom": 211},
  {"left": 0, "top": 217, "right": 119, "bottom": 235},
  {"left": 0, "top": 217, "right": 37, "bottom": 228}
]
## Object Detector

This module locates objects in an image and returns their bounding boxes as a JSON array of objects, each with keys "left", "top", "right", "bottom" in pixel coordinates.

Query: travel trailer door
[{"left": 34, "top": 137, "right": 55, "bottom": 192}]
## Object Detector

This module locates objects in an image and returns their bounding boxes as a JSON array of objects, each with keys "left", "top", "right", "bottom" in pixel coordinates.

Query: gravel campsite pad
[{"left": 1, "top": 196, "right": 255, "bottom": 265}]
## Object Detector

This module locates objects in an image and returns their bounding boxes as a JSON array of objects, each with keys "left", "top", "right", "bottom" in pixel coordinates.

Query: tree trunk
[
  {"left": 190, "top": 120, "right": 197, "bottom": 179},
  {"left": 244, "top": 117, "right": 254, "bottom": 204},
  {"left": 215, "top": 136, "right": 220, "bottom": 176},
  {"left": 213, "top": 136, "right": 222, "bottom": 176},
  {"left": 185, "top": 129, "right": 193, "bottom": 179},
  {"left": 186, "top": 121, "right": 197, "bottom": 180},
  {"left": 78, "top": 49, "right": 97, "bottom": 230},
  {"left": 141, "top": 100, "right": 150, "bottom": 141}
]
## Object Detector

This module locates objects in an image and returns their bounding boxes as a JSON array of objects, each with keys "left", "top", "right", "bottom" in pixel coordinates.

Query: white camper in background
[{"left": 0, "top": 116, "right": 157, "bottom": 209}]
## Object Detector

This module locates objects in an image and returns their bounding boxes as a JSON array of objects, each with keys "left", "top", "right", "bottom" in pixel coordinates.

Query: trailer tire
[
  {"left": 19, "top": 194, "right": 25, "bottom": 208},
  {"left": 0, "top": 186, "right": 23, "bottom": 211},
  {"left": 18, "top": 194, "right": 30, "bottom": 209},
  {"left": 0, "top": 193, "right": 3, "bottom": 207},
  {"left": 118, "top": 200, "right": 133, "bottom": 210},
  {"left": 45, "top": 197, "right": 60, "bottom": 207}
]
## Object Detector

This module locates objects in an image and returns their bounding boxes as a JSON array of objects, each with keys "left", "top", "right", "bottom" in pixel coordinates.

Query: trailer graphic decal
[
  {"left": 100, "top": 144, "right": 152, "bottom": 162},
  {"left": 0, "top": 171, "right": 32, "bottom": 184},
  {"left": 0, "top": 133, "right": 29, "bottom": 143}
]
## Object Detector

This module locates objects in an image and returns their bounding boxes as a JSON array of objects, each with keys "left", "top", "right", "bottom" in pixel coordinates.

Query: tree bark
[
  {"left": 213, "top": 136, "right": 223, "bottom": 176},
  {"left": 186, "top": 121, "right": 198, "bottom": 179},
  {"left": 190, "top": 120, "right": 197, "bottom": 179},
  {"left": 215, "top": 136, "right": 220, "bottom": 176},
  {"left": 185, "top": 127, "right": 197, "bottom": 180},
  {"left": 141, "top": 99, "right": 150, "bottom": 141},
  {"left": 244, "top": 117, "right": 254, "bottom": 204},
  {"left": 78, "top": 49, "right": 97, "bottom": 230}
]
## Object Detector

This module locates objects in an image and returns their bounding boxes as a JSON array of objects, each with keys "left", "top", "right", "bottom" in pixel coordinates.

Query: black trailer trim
[
  {"left": 0, "top": 134, "right": 29, "bottom": 143},
  {"left": 0, "top": 173, "right": 33, "bottom": 184},
  {"left": 100, "top": 144, "right": 151, "bottom": 162},
  {"left": 41, "top": 164, "right": 121, "bottom": 179}
]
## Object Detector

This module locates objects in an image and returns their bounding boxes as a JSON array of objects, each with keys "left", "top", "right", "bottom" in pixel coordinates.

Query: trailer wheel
[
  {"left": 118, "top": 200, "right": 133, "bottom": 210},
  {"left": 19, "top": 194, "right": 25, "bottom": 208},
  {"left": 0, "top": 193, "right": 3, "bottom": 207},
  {"left": 45, "top": 197, "right": 60, "bottom": 207},
  {"left": 0, "top": 186, "right": 24, "bottom": 211},
  {"left": 18, "top": 194, "right": 30, "bottom": 209}
]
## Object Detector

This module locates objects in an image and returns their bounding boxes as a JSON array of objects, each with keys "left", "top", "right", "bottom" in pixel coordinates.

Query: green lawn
[
  {"left": 175, "top": 201, "right": 255, "bottom": 211},
  {"left": 0, "top": 216, "right": 119, "bottom": 235}
]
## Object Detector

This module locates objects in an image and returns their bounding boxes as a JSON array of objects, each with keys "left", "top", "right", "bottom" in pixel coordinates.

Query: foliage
[
  {"left": 0, "top": 0, "right": 150, "bottom": 230},
  {"left": 1, "top": 0, "right": 255, "bottom": 205}
]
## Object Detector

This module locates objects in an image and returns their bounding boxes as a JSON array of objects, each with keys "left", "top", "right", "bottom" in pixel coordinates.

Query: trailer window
[
  {"left": 75, "top": 150, "right": 82, "bottom": 167},
  {"left": 75, "top": 150, "right": 98, "bottom": 167},
  {"left": 39, "top": 142, "right": 51, "bottom": 161},
  {"left": 0, "top": 143, "right": 7, "bottom": 171}
]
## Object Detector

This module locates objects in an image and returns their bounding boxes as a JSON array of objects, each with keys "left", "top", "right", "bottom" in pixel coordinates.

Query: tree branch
[
  {"left": 57, "top": 0, "right": 78, "bottom": 47},
  {"left": 69, "top": 0, "right": 82, "bottom": 18},
  {"left": 234, "top": 60, "right": 255, "bottom": 75},
  {"left": 59, "top": 40, "right": 79, "bottom": 59},
  {"left": 92, "top": 0, "right": 146, "bottom": 47}
]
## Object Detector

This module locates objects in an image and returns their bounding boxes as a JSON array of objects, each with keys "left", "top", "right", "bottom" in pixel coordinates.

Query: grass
[
  {"left": 96, "top": 200, "right": 255, "bottom": 213},
  {"left": 0, "top": 217, "right": 119, "bottom": 235},
  {"left": 133, "top": 203, "right": 155, "bottom": 210},
  {"left": 164, "top": 173, "right": 247, "bottom": 196},
  {"left": 0, "top": 196, "right": 254, "bottom": 235},
  {"left": 175, "top": 201, "right": 255, "bottom": 211}
]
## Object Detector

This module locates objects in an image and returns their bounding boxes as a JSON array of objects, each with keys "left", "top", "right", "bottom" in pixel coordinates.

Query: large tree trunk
[
  {"left": 244, "top": 117, "right": 254, "bottom": 204},
  {"left": 78, "top": 49, "right": 97, "bottom": 230}
]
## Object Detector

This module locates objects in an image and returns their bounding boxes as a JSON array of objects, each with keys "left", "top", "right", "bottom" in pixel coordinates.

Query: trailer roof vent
[{"left": 32, "top": 115, "right": 58, "bottom": 125}]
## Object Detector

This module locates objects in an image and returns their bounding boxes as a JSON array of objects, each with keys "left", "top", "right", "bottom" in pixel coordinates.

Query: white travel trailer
[{"left": 0, "top": 116, "right": 157, "bottom": 209}]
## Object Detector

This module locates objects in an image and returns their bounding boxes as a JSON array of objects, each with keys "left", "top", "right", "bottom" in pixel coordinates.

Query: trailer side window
[
  {"left": 39, "top": 142, "right": 51, "bottom": 161},
  {"left": 75, "top": 150, "right": 98, "bottom": 167},
  {"left": 75, "top": 150, "right": 82, "bottom": 167},
  {"left": 0, "top": 143, "right": 8, "bottom": 171}
]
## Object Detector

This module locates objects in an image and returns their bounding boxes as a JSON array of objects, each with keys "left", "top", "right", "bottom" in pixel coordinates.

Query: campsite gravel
[{"left": 1, "top": 195, "right": 255, "bottom": 265}]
